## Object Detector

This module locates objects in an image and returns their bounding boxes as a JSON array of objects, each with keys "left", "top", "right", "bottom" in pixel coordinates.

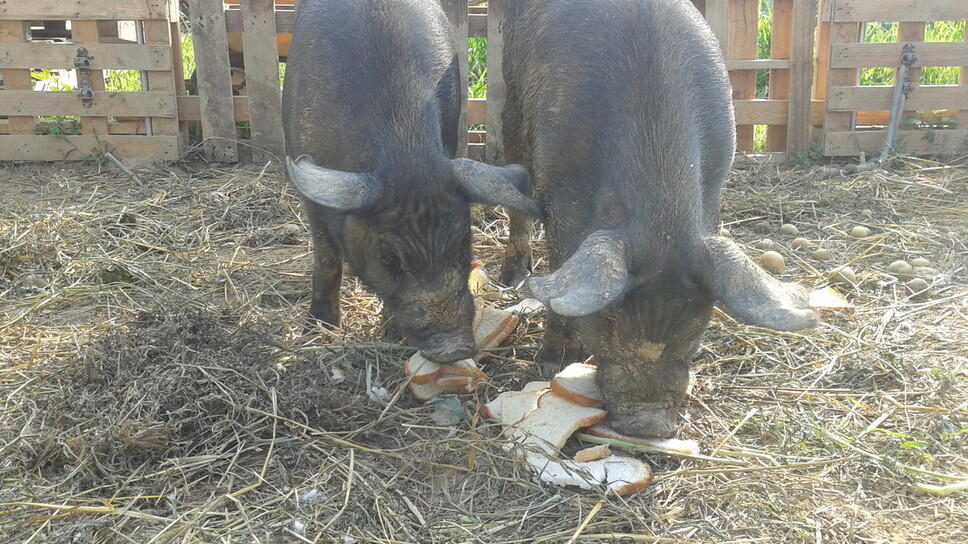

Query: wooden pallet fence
[
  {"left": 693, "top": 0, "right": 822, "bottom": 157},
  {"left": 0, "top": 0, "right": 183, "bottom": 161},
  {"left": 820, "top": 0, "right": 968, "bottom": 157}
]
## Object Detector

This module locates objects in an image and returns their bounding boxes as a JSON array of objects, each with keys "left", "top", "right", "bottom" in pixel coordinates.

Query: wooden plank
[
  {"left": 143, "top": 19, "right": 181, "bottom": 140},
  {"left": 704, "top": 0, "right": 729, "bottom": 54},
  {"left": 733, "top": 99, "right": 826, "bottom": 125},
  {"left": 469, "top": 13, "right": 487, "bottom": 39},
  {"left": 831, "top": 42, "right": 968, "bottom": 69},
  {"left": 897, "top": 22, "right": 926, "bottom": 133},
  {"left": 823, "top": 129, "right": 968, "bottom": 156},
  {"left": 822, "top": 20, "right": 861, "bottom": 155},
  {"left": 813, "top": 0, "right": 832, "bottom": 104},
  {"left": 178, "top": 95, "right": 251, "bottom": 122},
  {"left": 0, "top": 91, "right": 176, "bottom": 117},
  {"left": 189, "top": 0, "right": 239, "bottom": 162},
  {"left": 443, "top": 0, "right": 469, "bottom": 158},
  {"left": 171, "top": 19, "right": 190, "bottom": 151},
  {"left": 467, "top": 97, "right": 486, "bottom": 125},
  {"left": 485, "top": 0, "right": 505, "bottom": 162},
  {"left": 831, "top": 1, "right": 968, "bottom": 24},
  {"left": 727, "top": 0, "right": 758, "bottom": 152},
  {"left": 0, "top": 135, "right": 179, "bottom": 161},
  {"left": 767, "top": 0, "right": 793, "bottom": 152},
  {"left": 0, "top": 43, "right": 172, "bottom": 71},
  {"left": 71, "top": 21, "right": 111, "bottom": 138},
  {"left": 863, "top": 42, "right": 968, "bottom": 73},
  {"left": 0, "top": 20, "right": 34, "bottom": 135},
  {"left": 0, "top": 1, "right": 173, "bottom": 21},
  {"left": 960, "top": 17, "right": 968, "bottom": 131},
  {"left": 224, "top": 7, "right": 295, "bottom": 34},
  {"left": 726, "top": 59, "right": 791, "bottom": 70},
  {"left": 240, "top": 0, "right": 286, "bottom": 162},
  {"left": 787, "top": 0, "right": 818, "bottom": 156},
  {"left": 827, "top": 85, "right": 968, "bottom": 111}
]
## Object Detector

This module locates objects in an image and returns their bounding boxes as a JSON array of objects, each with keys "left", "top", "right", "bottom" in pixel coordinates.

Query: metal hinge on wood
[{"left": 74, "top": 47, "right": 94, "bottom": 108}]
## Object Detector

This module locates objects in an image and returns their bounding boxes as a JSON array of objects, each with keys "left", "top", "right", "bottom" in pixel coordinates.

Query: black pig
[
  {"left": 283, "top": 0, "right": 537, "bottom": 363},
  {"left": 500, "top": 0, "right": 819, "bottom": 437}
]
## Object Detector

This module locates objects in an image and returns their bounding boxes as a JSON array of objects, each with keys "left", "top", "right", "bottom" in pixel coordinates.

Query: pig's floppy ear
[
  {"left": 703, "top": 235, "right": 819, "bottom": 331},
  {"left": 528, "top": 230, "right": 632, "bottom": 317},
  {"left": 452, "top": 158, "right": 541, "bottom": 218},
  {"left": 286, "top": 155, "right": 382, "bottom": 212}
]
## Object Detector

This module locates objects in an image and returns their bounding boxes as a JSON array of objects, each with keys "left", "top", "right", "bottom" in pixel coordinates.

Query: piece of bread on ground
[
  {"left": 585, "top": 423, "right": 700, "bottom": 456},
  {"left": 809, "top": 286, "right": 854, "bottom": 314},
  {"left": 479, "top": 381, "right": 550, "bottom": 421},
  {"left": 525, "top": 453, "right": 653, "bottom": 496},
  {"left": 574, "top": 443, "right": 611, "bottom": 462},
  {"left": 405, "top": 354, "right": 487, "bottom": 385},
  {"left": 550, "top": 361, "right": 604, "bottom": 408},
  {"left": 473, "top": 305, "right": 519, "bottom": 361},
  {"left": 479, "top": 384, "right": 548, "bottom": 423},
  {"left": 508, "top": 392, "right": 607, "bottom": 456}
]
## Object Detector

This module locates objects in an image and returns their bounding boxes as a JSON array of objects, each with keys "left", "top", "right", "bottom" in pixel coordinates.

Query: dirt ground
[{"left": 0, "top": 156, "right": 965, "bottom": 543}]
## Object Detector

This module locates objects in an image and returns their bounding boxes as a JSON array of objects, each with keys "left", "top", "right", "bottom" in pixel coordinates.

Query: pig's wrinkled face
[
  {"left": 580, "top": 277, "right": 714, "bottom": 437},
  {"left": 343, "top": 192, "right": 478, "bottom": 363}
]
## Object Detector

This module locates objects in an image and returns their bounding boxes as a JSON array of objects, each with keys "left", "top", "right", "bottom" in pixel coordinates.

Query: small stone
[
  {"left": 752, "top": 220, "right": 773, "bottom": 234},
  {"left": 910, "top": 257, "right": 931, "bottom": 268},
  {"left": 279, "top": 223, "right": 302, "bottom": 245},
  {"left": 911, "top": 266, "right": 938, "bottom": 279},
  {"left": 850, "top": 226, "right": 871, "bottom": 238},
  {"left": 779, "top": 223, "right": 800, "bottom": 236},
  {"left": 861, "top": 209, "right": 873, "bottom": 219},
  {"left": 791, "top": 237, "right": 813, "bottom": 250},
  {"left": 22, "top": 274, "right": 47, "bottom": 290},
  {"left": 905, "top": 278, "right": 930, "bottom": 299},
  {"left": 759, "top": 251, "right": 786, "bottom": 274},
  {"left": 886, "top": 260, "right": 913, "bottom": 276},
  {"left": 719, "top": 228, "right": 732, "bottom": 238},
  {"left": 828, "top": 265, "right": 856, "bottom": 286},
  {"left": 811, "top": 248, "right": 831, "bottom": 261},
  {"left": 755, "top": 238, "right": 775, "bottom": 250}
]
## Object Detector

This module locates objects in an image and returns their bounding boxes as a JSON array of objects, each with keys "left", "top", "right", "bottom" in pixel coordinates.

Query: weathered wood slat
[
  {"left": 485, "top": 0, "right": 505, "bottom": 162},
  {"left": 0, "top": 91, "right": 175, "bottom": 117},
  {"left": 143, "top": 19, "right": 180, "bottom": 139},
  {"left": 443, "top": 0, "right": 469, "bottom": 157},
  {"left": 224, "top": 7, "right": 295, "bottom": 34},
  {"left": 178, "top": 95, "right": 250, "bottom": 122},
  {"left": 824, "top": 129, "right": 968, "bottom": 156},
  {"left": 0, "top": 20, "right": 35, "bottom": 135},
  {"left": 71, "top": 20, "right": 110, "bottom": 137},
  {"left": 189, "top": 0, "right": 239, "bottom": 162},
  {"left": 0, "top": 43, "right": 173, "bottom": 71},
  {"left": 767, "top": 0, "right": 793, "bottom": 152},
  {"left": 0, "top": 135, "right": 178, "bottom": 161},
  {"left": 704, "top": 0, "right": 728, "bottom": 54},
  {"left": 831, "top": 0, "right": 968, "bottom": 24},
  {"left": 467, "top": 98, "right": 486, "bottom": 126},
  {"left": 727, "top": 0, "right": 758, "bottom": 152},
  {"left": 786, "top": 0, "right": 818, "bottom": 156},
  {"left": 831, "top": 42, "right": 968, "bottom": 69},
  {"left": 240, "top": 0, "right": 286, "bottom": 162},
  {"left": 733, "top": 99, "right": 826, "bottom": 126},
  {"left": 827, "top": 85, "right": 968, "bottom": 112},
  {"left": 822, "top": 18, "right": 861, "bottom": 154},
  {"left": 726, "top": 59, "right": 791, "bottom": 70},
  {"left": 0, "top": 0, "right": 174, "bottom": 21}
]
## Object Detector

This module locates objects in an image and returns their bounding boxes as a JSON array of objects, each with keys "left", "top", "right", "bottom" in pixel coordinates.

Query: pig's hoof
[{"left": 608, "top": 402, "right": 681, "bottom": 439}]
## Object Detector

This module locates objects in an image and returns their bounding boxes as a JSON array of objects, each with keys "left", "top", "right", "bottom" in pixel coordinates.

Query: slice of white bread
[
  {"left": 508, "top": 392, "right": 607, "bottom": 456},
  {"left": 525, "top": 453, "right": 653, "bottom": 496},
  {"left": 550, "top": 361, "right": 604, "bottom": 408},
  {"left": 585, "top": 423, "right": 700, "bottom": 456},
  {"left": 403, "top": 354, "right": 487, "bottom": 385},
  {"left": 480, "top": 385, "right": 549, "bottom": 426},
  {"left": 473, "top": 305, "right": 520, "bottom": 361},
  {"left": 574, "top": 443, "right": 611, "bottom": 462}
]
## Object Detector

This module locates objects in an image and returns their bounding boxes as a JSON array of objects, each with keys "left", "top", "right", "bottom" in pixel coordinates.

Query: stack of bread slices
[
  {"left": 481, "top": 358, "right": 699, "bottom": 496},
  {"left": 405, "top": 297, "right": 520, "bottom": 403}
]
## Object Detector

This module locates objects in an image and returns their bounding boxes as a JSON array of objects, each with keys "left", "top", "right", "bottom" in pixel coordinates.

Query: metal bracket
[
  {"left": 74, "top": 47, "right": 94, "bottom": 108},
  {"left": 74, "top": 47, "right": 93, "bottom": 75}
]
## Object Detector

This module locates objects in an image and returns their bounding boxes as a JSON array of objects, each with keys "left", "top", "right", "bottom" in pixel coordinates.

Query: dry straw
[{"left": 0, "top": 155, "right": 966, "bottom": 543}]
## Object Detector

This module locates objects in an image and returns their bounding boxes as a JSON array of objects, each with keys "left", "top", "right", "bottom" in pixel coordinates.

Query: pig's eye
[{"left": 378, "top": 241, "right": 404, "bottom": 274}]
